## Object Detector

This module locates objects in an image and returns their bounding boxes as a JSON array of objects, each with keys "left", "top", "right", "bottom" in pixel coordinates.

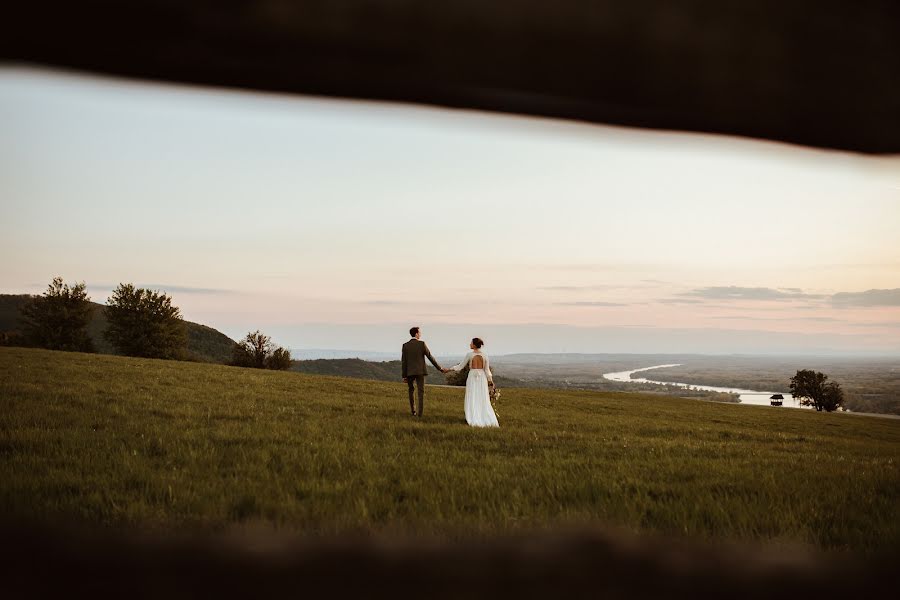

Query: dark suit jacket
[{"left": 401, "top": 338, "right": 442, "bottom": 378}]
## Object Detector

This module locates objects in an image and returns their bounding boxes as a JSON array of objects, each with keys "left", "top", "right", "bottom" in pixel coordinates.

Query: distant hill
[
  {"left": 289, "top": 349, "right": 402, "bottom": 361},
  {"left": 291, "top": 358, "right": 442, "bottom": 382},
  {"left": 291, "top": 357, "right": 524, "bottom": 387},
  {"left": 0, "top": 294, "right": 235, "bottom": 363}
]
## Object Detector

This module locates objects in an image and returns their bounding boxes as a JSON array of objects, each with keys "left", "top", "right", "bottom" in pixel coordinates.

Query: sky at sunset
[{"left": 2, "top": 67, "right": 899, "bottom": 355}]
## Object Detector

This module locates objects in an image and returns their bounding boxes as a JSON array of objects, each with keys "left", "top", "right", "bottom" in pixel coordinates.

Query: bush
[
  {"left": 104, "top": 284, "right": 187, "bottom": 359},
  {"left": 231, "top": 330, "right": 292, "bottom": 370},
  {"left": 267, "top": 347, "right": 293, "bottom": 371},
  {"left": 20, "top": 277, "right": 95, "bottom": 352}
]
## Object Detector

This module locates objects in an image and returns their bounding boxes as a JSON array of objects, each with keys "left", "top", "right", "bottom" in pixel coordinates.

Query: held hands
[
  {"left": 441, "top": 368, "right": 450, "bottom": 373},
  {"left": 402, "top": 377, "right": 408, "bottom": 383}
]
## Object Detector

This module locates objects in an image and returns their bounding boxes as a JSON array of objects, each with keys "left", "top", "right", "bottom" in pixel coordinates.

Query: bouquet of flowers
[{"left": 489, "top": 384, "right": 501, "bottom": 417}]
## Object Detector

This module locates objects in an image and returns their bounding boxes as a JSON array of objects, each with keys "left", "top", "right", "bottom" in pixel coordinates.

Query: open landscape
[
  {"left": 2, "top": 346, "right": 898, "bottom": 554},
  {"left": 3, "top": 13, "right": 900, "bottom": 595}
]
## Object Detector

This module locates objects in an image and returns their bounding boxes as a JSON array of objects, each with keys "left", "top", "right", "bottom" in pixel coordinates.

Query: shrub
[{"left": 231, "top": 330, "right": 292, "bottom": 370}]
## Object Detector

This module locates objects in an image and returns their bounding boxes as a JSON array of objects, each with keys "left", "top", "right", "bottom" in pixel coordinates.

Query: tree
[
  {"left": 20, "top": 277, "right": 95, "bottom": 352},
  {"left": 104, "top": 284, "right": 186, "bottom": 359},
  {"left": 820, "top": 381, "right": 845, "bottom": 412},
  {"left": 231, "top": 330, "right": 292, "bottom": 370},
  {"left": 790, "top": 369, "right": 845, "bottom": 412}
]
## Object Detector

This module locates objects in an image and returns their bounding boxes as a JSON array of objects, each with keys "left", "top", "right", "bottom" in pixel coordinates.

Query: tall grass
[{"left": 1, "top": 347, "right": 897, "bottom": 552}]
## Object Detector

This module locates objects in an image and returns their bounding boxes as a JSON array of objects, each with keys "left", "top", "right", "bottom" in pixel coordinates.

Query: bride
[{"left": 447, "top": 337, "right": 499, "bottom": 428}]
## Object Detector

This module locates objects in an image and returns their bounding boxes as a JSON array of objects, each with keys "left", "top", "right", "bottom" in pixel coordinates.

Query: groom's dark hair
[{"left": 410, "top": 326, "right": 420, "bottom": 337}]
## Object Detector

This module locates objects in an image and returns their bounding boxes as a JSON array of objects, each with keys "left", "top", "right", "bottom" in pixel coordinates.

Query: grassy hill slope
[
  {"left": 1, "top": 347, "right": 898, "bottom": 552},
  {"left": 0, "top": 294, "right": 234, "bottom": 363}
]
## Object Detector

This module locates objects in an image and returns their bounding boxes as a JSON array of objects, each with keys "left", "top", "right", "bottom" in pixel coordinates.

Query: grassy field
[{"left": 1, "top": 346, "right": 898, "bottom": 553}]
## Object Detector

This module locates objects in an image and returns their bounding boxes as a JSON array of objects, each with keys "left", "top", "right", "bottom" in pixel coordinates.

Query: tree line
[{"left": 15, "top": 276, "right": 291, "bottom": 370}]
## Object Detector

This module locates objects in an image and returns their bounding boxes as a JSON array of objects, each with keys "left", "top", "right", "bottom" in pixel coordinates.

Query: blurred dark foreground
[
  {"left": 2, "top": 522, "right": 895, "bottom": 599},
  {"left": 4, "top": 1, "right": 900, "bottom": 153}
]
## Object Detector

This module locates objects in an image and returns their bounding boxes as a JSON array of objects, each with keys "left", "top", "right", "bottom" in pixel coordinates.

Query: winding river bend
[{"left": 603, "top": 364, "right": 810, "bottom": 409}]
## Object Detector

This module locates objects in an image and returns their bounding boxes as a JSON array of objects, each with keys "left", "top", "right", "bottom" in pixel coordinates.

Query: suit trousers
[{"left": 407, "top": 375, "right": 425, "bottom": 416}]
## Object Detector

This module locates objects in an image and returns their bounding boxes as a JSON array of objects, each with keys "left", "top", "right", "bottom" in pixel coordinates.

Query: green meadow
[{"left": 1, "top": 347, "right": 897, "bottom": 552}]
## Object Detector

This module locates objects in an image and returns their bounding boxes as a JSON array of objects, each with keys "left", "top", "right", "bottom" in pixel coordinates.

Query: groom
[{"left": 401, "top": 326, "right": 447, "bottom": 417}]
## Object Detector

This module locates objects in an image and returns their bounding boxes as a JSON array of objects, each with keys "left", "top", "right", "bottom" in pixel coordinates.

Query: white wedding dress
[{"left": 450, "top": 351, "right": 499, "bottom": 428}]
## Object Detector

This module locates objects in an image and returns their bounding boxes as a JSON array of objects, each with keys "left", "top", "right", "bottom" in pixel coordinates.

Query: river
[{"left": 602, "top": 364, "right": 810, "bottom": 409}]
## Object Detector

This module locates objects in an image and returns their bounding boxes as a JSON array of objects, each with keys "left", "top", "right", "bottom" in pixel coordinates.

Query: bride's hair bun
[{"left": 472, "top": 337, "right": 484, "bottom": 349}]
